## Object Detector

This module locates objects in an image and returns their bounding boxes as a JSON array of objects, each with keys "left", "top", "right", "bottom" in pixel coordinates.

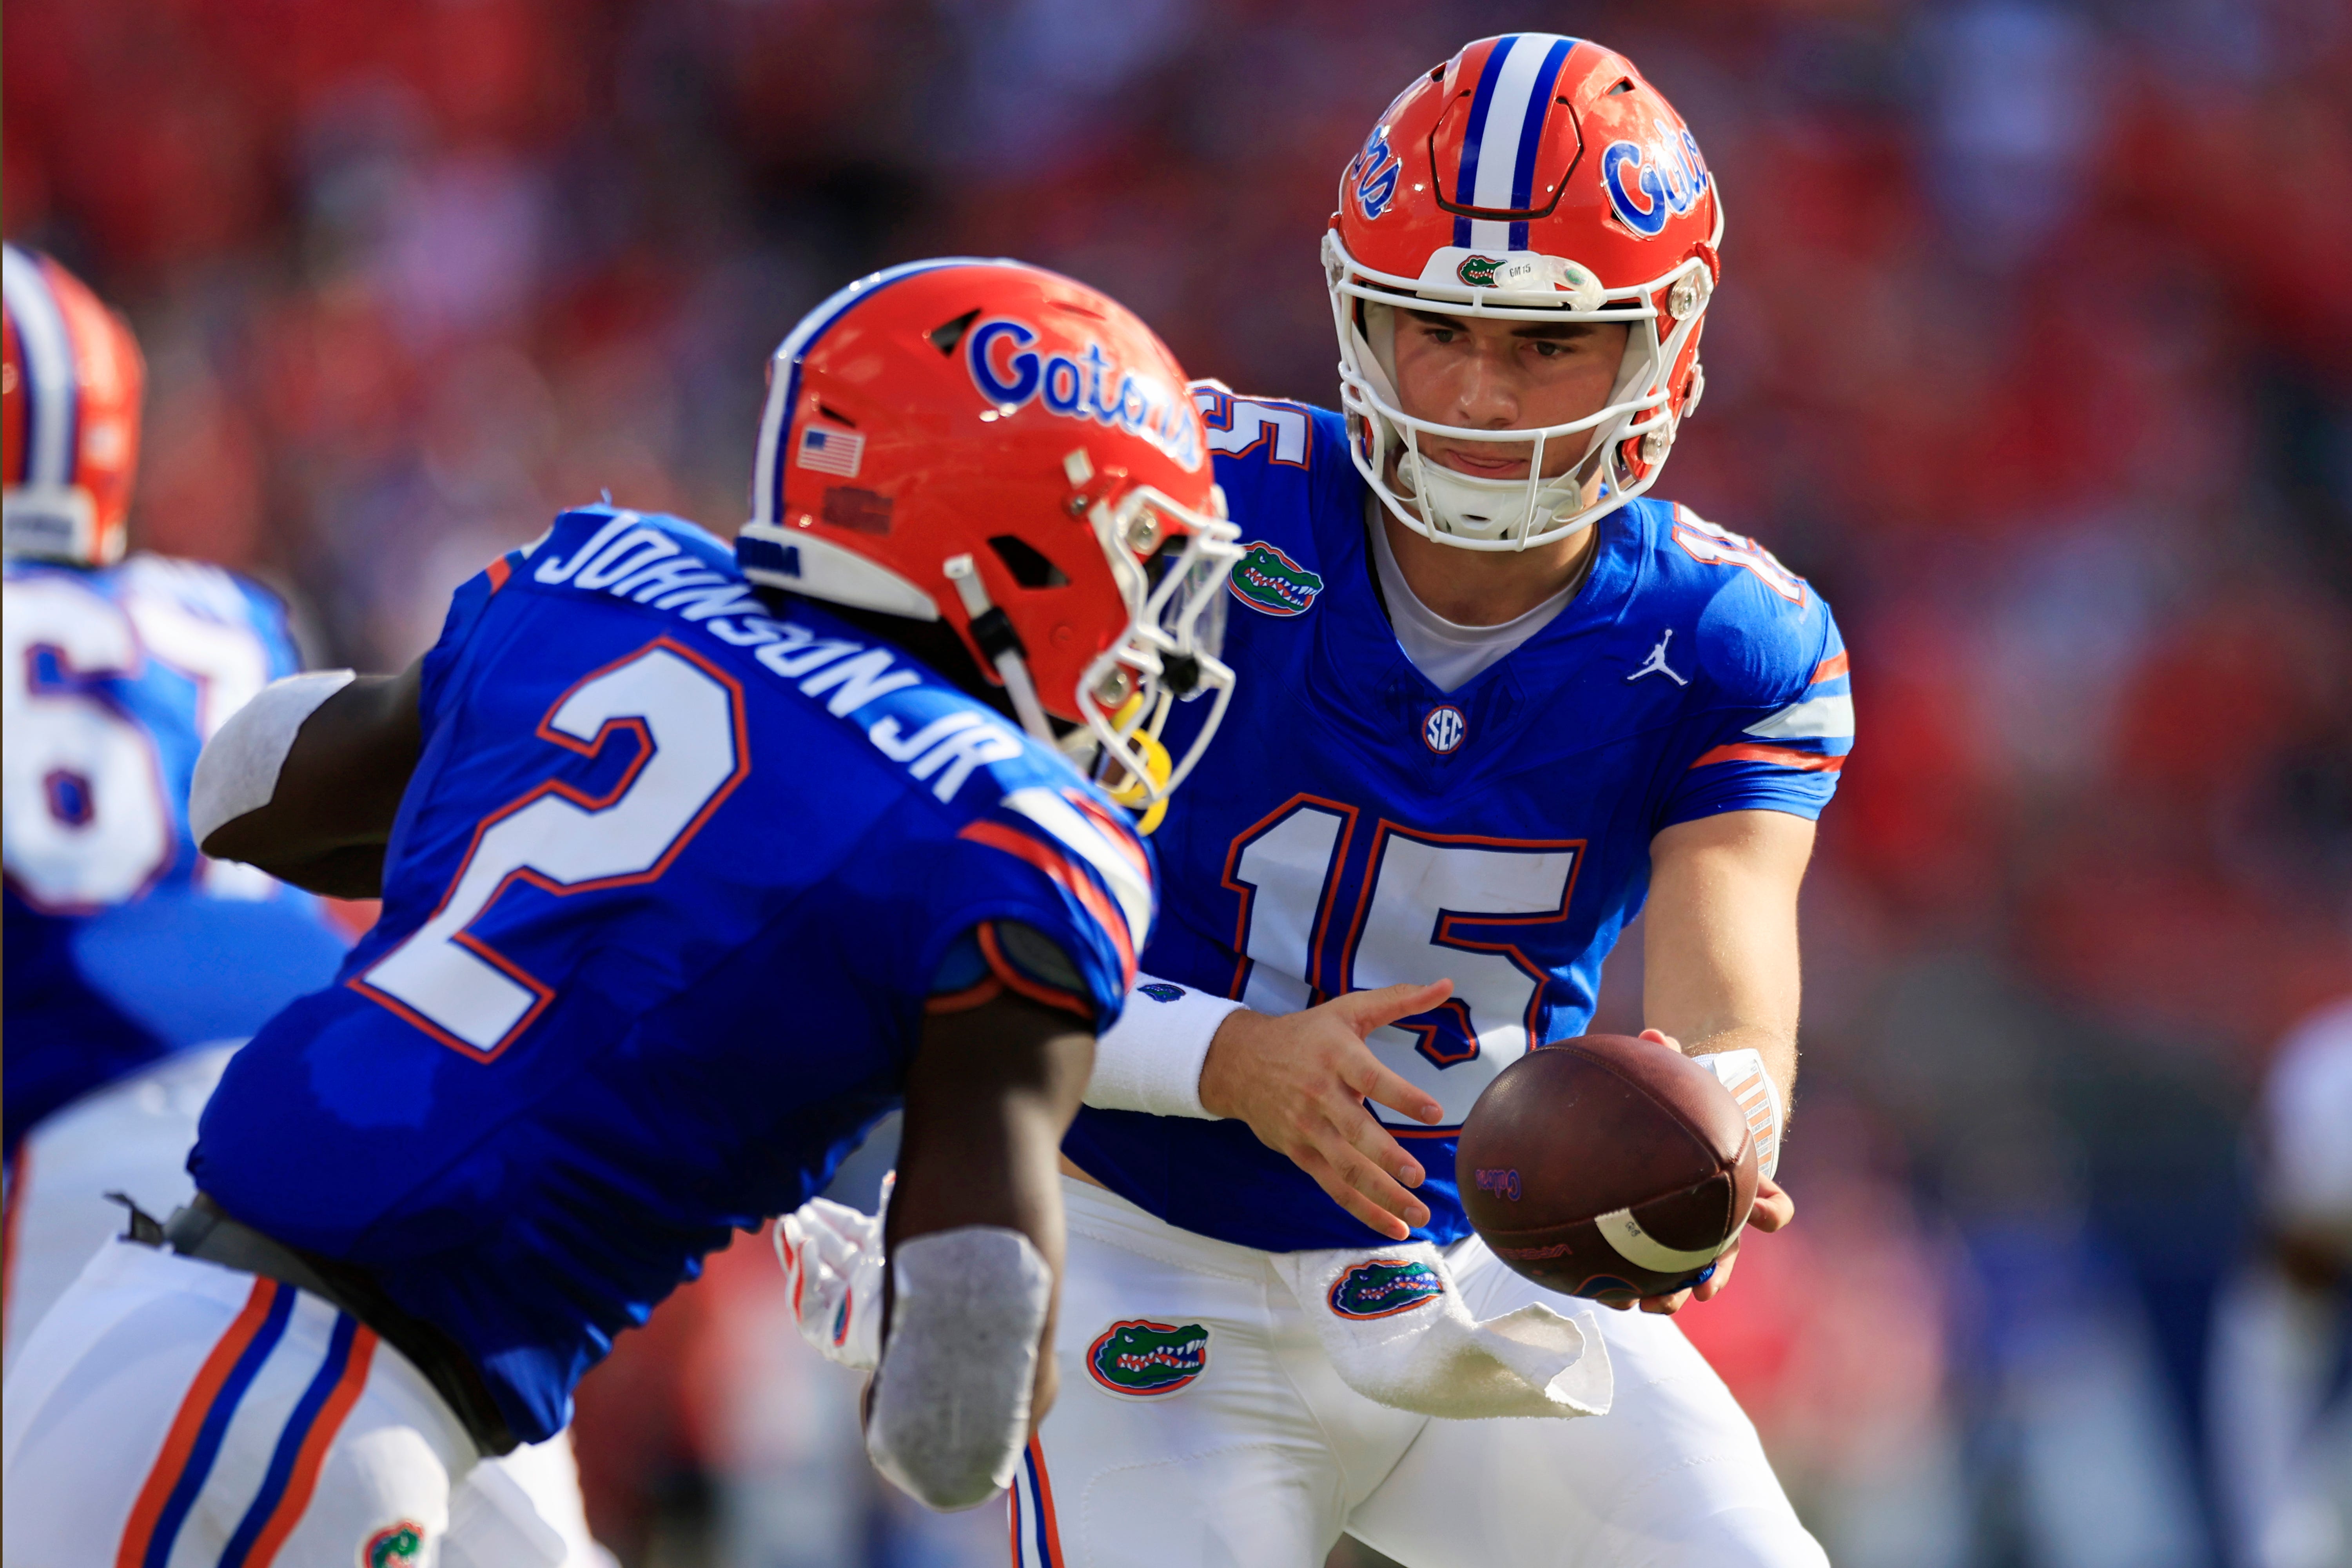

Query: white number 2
[
  {"left": 1228, "top": 798, "right": 1579, "bottom": 1129},
  {"left": 356, "top": 640, "right": 748, "bottom": 1060}
]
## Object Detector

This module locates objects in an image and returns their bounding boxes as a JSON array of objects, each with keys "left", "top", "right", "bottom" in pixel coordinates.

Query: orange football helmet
[
  {"left": 4, "top": 244, "right": 146, "bottom": 566},
  {"left": 736, "top": 258, "right": 1242, "bottom": 810},
  {"left": 1327, "top": 34, "right": 1722, "bottom": 552}
]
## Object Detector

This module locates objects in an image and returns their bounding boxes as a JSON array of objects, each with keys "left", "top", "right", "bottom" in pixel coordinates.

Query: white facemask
[{"left": 1323, "top": 206, "right": 1720, "bottom": 555}]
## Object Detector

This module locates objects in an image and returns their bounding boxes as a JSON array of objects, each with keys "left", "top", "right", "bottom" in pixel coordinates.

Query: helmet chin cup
[{"left": 1392, "top": 448, "right": 1590, "bottom": 545}]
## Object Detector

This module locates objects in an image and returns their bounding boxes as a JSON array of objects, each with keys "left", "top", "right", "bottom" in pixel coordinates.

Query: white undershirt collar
[{"left": 1366, "top": 506, "right": 1582, "bottom": 695}]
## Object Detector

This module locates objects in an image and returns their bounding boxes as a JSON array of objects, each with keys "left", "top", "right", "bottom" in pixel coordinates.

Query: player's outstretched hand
[
  {"left": 1617, "top": 1028, "right": 1797, "bottom": 1316},
  {"left": 1198, "top": 982, "right": 1452, "bottom": 1241}
]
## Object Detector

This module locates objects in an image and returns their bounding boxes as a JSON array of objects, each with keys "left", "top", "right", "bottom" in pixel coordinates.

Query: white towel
[{"left": 1268, "top": 1244, "right": 1613, "bottom": 1420}]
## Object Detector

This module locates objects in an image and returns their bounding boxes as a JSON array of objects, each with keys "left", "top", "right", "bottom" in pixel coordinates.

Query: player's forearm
[
  {"left": 889, "top": 997, "right": 1095, "bottom": 1403},
  {"left": 1643, "top": 811, "right": 1811, "bottom": 1108},
  {"left": 869, "top": 997, "right": 1093, "bottom": 1506}
]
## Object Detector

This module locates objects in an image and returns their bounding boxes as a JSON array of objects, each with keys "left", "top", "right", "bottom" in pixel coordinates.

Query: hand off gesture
[{"left": 1198, "top": 982, "right": 1452, "bottom": 1241}]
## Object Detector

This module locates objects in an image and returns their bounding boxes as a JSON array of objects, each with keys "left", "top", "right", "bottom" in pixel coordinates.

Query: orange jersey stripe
[
  {"left": 117, "top": 1279, "right": 283, "bottom": 1568},
  {"left": 1690, "top": 742, "right": 1846, "bottom": 774},
  {"left": 484, "top": 554, "right": 513, "bottom": 593},
  {"left": 957, "top": 820, "right": 1136, "bottom": 981},
  {"left": 925, "top": 976, "right": 1005, "bottom": 1014},
  {"left": 1809, "top": 651, "right": 1849, "bottom": 684},
  {"left": 976, "top": 923, "right": 1091, "bottom": 1021},
  {"left": 1028, "top": 1438, "right": 1067, "bottom": 1567},
  {"left": 243, "top": 1326, "right": 379, "bottom": 1568}
]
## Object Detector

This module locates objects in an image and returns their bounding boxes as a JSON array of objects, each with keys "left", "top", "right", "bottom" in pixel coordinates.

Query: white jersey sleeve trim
[
  {"left": 1743, "top": 693, "right": 1854, "bottom": 741},
  {"left": 1082, "top": 974, "right": 1241, "bottom": 1120}
]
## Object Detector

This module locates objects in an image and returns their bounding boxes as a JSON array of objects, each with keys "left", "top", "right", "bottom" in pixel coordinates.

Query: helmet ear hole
[{"left": 986, "top": 534, "right": 1070, "bottom": 589}]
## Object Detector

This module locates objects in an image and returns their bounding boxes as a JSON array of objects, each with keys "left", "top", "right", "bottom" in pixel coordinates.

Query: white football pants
[
  {"left": 0, "top": 1048, "right": 611, "bottom": 1568},
  {"left": 1019, "top": 1177, "right": 1826, "bottom": 1568}
]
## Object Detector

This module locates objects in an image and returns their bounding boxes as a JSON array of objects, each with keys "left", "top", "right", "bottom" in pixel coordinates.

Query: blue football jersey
[
  {"left": 191, "top": 506, "right": 1152, "bottom": 1445},
  {"left": 1063, "top": 395, "right": 1852, "bottom": 1252},
  {"left": 3, "top": 555, "right": 352, "bottom": 1157}
]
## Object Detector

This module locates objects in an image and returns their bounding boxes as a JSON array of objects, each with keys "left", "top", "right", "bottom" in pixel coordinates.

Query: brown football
[{"left": 1456, "top": 1035, "right": 1759, "bottom": 1304}]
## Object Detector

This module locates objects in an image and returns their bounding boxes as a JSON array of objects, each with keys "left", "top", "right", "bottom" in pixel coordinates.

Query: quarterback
[
  {"left": 2, "top": 260, "right": 1241, "bottom": 1564},
  {"left": 2, "top": 242, "right": 622, "bottom": 1565},
  {"left": 788, "top": 36, "right": 1849, "bottom": 1567}
]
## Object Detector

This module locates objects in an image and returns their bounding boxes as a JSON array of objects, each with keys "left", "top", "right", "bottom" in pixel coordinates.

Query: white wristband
[
  {"left": 1082, "top": 974, "right": 1242, "bottom": 1120},
  {"left": 1699, "top": 1048, "right": 1784, "bottom": 1180},
  {"left": 188, "top": 670, "right": 356, "bottom": 849}
]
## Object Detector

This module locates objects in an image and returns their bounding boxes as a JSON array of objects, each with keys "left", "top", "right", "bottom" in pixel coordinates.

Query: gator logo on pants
[
  {"left": 1227, "top": 541, "right": 1324, "bottom": 617},
  {"left": 363, "top": 1521, "right": 425, "bottom": 1568},
  {"left": 1328, "top": 1258, "right": 1446, "bottom": 1320},
  {"left": 1087, "top": 1318, "right": 1210, "bottom": 1396}
]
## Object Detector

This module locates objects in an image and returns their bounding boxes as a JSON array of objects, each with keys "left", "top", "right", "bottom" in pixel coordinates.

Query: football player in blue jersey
[
  {"left": 0, "top": 258, "right": 1242, "bottom": 1566},
  {"left": 786, "top": 37, "right": 1851, "bottom": 1567},
  {"left": 2, "top": 243, "right": 352, "bottom": 1369},
  {"left": 2, "top": 243, "right": 621, "bottom": 1567}
]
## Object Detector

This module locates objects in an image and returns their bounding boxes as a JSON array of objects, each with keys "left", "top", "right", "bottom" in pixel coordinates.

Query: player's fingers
[
  {"left": 1693, "top": 1239, "right": 1740, "bottom": 1301},
  {"left": 1636, "top": 1027, "right": 1684, "bottom": 1054},
  {"left": 1314, "top": 1127, "right": 1431, "bottom": 1231},
  {"left": 1639, "top": 1288, "right": 1693, "bottom": 1314},
  {"left": 1327, "top": 1096, "right": 1426, "bottom": 1188},
  {"left": 1291, "top": 1147, "right": 1413, "bottom": 1241},
  {"left": 1749, "top": 1177, "right": 1795, "bottom": 1232},
  {"left": 1343, "top": 1047, "right": 1443, "bottom": 1126},
  {"left": 1333, "top": 980, "right": 1453, "bottom": 1037}
]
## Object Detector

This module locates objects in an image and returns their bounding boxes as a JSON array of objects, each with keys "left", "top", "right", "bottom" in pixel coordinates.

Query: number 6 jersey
[
  {"left": 1062, "top": 396, "right": 1853, "bottom": 1253},
  {"left": 192, "top": 507, "right": 1152, "bottom": 1445},
  {"left": 3, "top": 555, "right": 352, "bottom": 1158}
]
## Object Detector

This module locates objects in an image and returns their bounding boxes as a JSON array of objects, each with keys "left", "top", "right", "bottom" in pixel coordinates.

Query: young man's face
[{"left": 1387, "top": 309, "right": 1630, "bottom": 481}]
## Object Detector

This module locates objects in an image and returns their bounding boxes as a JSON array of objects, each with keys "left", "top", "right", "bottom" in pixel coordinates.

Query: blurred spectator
[{"left": 2209, "top": 997, "right": 2352, "bottom": 1568}]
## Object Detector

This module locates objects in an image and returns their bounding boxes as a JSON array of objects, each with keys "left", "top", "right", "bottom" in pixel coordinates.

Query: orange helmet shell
[
  {"left": 1338, "top": 36, "right": 1719, "bottom": 307},
  {"left": 4, "top": 245, "right": 145, "bottom": 565},
  {"left": 739, "top": 258, "right": 1221, "bottom": 724}
]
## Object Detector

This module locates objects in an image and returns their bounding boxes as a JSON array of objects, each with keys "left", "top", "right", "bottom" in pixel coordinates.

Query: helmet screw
[
  {"left": 1641, "top": 428, "right": 1672, "bottom": 463},
  {"left": 1125, "top": 512, "right": 1162, "bottom": 552},
  {"left": 1094, "top": 667, "right": 1135, "bottom": 707},
  {"left": 1668, "top": 268, "right": 1712, "bottom": 321}
]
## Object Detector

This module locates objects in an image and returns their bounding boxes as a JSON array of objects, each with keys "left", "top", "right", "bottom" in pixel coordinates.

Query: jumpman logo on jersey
[{"left": 1626, "top": 629, "right": 1687, "bottom": 686}]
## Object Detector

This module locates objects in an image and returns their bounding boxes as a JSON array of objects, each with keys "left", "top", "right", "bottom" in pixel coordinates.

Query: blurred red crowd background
[{"left": 11, "top": 1, "right": 2348, "bottom": 1563}]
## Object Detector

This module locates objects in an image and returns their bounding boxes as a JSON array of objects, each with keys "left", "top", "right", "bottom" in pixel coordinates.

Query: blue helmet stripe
[
  {"left": 1454, "top": 36, "right": 1517, "bottom": 215},
  {"left": 754, "top": 256, "right": 1000, "bottom": 529},
  {"left": 1508, "top": 37, "right": 1577, "bottom": 212},
  {"left": 2, "top": 244, "right": 78, "bottom": 489}
]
